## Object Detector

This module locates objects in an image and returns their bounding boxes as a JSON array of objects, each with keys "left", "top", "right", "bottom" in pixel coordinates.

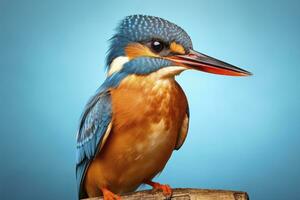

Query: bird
[{"left": 76, "top": 14, "right": 251, "bottom": 200}]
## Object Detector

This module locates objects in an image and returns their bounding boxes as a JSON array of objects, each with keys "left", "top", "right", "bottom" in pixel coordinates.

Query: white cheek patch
[{"left": 108, "top": 56, "right": 129, "bottom": 76}]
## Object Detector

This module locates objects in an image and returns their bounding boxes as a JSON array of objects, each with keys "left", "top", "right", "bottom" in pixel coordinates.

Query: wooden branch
[{"left": 84, "top": 188, "right": 249, "bottom": 200}]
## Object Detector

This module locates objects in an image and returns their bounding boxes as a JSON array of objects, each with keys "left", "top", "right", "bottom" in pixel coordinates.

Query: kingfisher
[{"left": 76, "top": 15, "right": 251, "bottom": 200}]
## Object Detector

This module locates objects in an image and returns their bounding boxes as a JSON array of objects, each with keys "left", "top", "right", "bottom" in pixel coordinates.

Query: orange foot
[
  {"left": 101, "top": 188, "right": 121, "bottom": 200},
  {"left": 145, "top": 180, "right": 172, "bottom": 198}
]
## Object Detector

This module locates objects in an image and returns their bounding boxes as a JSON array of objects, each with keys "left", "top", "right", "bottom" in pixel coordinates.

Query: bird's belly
[{"left": 88, "top": 118, "right": 177, "bottom": 194}]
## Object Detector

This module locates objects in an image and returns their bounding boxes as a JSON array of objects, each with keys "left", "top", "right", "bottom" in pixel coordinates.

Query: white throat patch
[{"left": 153, "top": 66, "right": 186, "bottom": 78}]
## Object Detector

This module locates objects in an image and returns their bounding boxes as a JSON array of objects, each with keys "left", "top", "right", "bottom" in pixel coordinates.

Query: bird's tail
[{"left": 76, "top": 159, "right": 89, "bottom": 199}]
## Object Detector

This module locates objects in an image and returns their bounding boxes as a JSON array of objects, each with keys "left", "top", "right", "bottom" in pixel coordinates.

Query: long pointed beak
[{"left": 167, "top": 49, "right": 252, "bottom": 76}]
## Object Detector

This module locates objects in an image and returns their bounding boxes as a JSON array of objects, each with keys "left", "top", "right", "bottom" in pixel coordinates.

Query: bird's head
[{"left": 106, "top": 15, "right": 251, "bottom": 78}]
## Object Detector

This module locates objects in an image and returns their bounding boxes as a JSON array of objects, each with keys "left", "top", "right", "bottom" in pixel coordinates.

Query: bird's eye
[{"left": 151, "top": 40, "right": 164, "bottom": 53}]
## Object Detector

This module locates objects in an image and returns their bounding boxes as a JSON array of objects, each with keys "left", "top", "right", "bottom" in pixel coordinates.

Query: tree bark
[{"left": 83, "top": 188, "right": 249, "bottom": 200}]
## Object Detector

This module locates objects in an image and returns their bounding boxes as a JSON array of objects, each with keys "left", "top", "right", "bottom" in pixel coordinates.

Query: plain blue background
[{"left": 1, "top": 0, "right": 299, "bottom": 199}]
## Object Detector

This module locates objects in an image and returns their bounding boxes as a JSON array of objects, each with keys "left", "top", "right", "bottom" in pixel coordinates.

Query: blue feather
[
  {"left": 106, "top": 15, "right": 193, "bottom": 68},
  {"left": 76, "top": 86, "right": 113, "bottom": 199},
  {"left": 76, "top": 159, "right": 89, "bottom": 199},
  {"left": 123, "top": 57, "right": 172, "bottom": 75}
]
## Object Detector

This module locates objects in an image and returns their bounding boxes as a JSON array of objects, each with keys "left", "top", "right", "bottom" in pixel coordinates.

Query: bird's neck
[{"left": 117, "top": 73, "right": 176, "bottom": 92}]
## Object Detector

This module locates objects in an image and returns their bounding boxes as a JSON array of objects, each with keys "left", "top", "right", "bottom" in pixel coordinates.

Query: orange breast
[{"left": 84, "top": 74, "right": 188, "bottom": 196}]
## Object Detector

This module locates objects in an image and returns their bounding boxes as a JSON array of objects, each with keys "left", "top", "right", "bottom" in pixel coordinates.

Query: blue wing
[
  {"left": 75, "top": 88, "right": 112, "bottom": 199},
  {"left": 175, "top": 104, "right": 190, "bottom": 150}
]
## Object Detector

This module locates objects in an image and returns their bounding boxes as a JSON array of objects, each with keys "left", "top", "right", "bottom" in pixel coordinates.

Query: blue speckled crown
[{"left": 106, "top": 15, "right": 193, "bottom": 66}]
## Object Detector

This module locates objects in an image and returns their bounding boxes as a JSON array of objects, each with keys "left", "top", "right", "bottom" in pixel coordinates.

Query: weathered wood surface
[{"left": 84, "top": 188, "right": 249, "bottom": 200}]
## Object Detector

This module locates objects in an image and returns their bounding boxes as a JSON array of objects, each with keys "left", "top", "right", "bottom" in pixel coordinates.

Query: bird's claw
[
  {"left": 101, "top": 188, "right": 121, "bottom": 200},
  {"left": 146, "top": 181, "right": 173, "bottom": 198}
]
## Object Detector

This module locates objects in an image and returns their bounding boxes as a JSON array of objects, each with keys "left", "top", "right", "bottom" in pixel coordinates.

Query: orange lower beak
[{"left": 167, "top": 49, "right": 252, "bottom": 76}]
